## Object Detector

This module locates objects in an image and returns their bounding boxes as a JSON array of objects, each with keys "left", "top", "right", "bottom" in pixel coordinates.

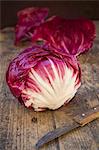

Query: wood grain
[{"left": 0, "top": 22, "right": 99, "bottom": 150}]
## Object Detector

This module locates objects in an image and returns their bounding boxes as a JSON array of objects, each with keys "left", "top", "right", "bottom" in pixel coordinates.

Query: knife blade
[{"left": 35, "top": 105, "right": 99, "bottom": 149}]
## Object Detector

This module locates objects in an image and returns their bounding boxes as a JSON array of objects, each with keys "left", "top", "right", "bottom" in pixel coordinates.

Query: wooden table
[{"left": 0, "top": 22, "right": 99, "bottom": 150}]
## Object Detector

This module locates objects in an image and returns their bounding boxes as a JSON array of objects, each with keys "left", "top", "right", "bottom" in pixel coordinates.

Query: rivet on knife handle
[{"left": 73, "top": 105, "right": 99, "bottom": 126}]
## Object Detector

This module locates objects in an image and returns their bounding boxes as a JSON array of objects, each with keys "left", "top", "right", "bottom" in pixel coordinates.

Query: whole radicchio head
[
  {"left": 6, "top": 8, "right": 95, "bottom": 111},
  {"left": 6, "top": 46, "right": 81, "bottom": 111},
  {"left": 32, "top": 16, "right": 95, "bottom": 56}
]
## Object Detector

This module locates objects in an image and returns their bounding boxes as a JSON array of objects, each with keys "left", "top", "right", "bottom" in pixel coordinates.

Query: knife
[{"left": 35, "top": 105, "right": 99, "bottom": 149}]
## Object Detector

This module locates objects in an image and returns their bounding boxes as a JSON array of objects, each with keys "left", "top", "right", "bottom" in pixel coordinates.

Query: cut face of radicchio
[
  {"left": 15, "top": 7, "right": 49, "bottom": 45},
  {"left": 6, "top": 7, "right": 95, "bottom": 111},
  {"left": 6, "top": 46, "right": 81, "bottom": 111}
]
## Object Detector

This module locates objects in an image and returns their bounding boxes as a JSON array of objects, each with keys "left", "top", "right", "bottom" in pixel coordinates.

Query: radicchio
[
  {"left": 6, "top": 8, "right": 95, "bottom": 111},
  {"left": 15, "top": 7, "right": 49, "bottom": 45},
  {"left": 32, "top": 16, "right": 95, "bottom": 56},
  {"left": 6, "top": 45, "right": 81, "bottom": 111}
]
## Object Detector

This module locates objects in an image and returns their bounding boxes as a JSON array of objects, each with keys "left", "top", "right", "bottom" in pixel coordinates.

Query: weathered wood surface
[{"left": 0, "top": 22, "right": 99, "bottom": 150}]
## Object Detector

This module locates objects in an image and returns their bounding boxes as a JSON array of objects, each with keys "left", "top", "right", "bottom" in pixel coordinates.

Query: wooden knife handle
[{"left": 73, "top": 105, "right": 99, "bottom": 126}]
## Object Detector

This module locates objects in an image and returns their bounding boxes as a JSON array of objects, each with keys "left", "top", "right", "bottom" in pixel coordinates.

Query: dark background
[{"left": 0, "top": 1, "right": 99, "bottom": 29}]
